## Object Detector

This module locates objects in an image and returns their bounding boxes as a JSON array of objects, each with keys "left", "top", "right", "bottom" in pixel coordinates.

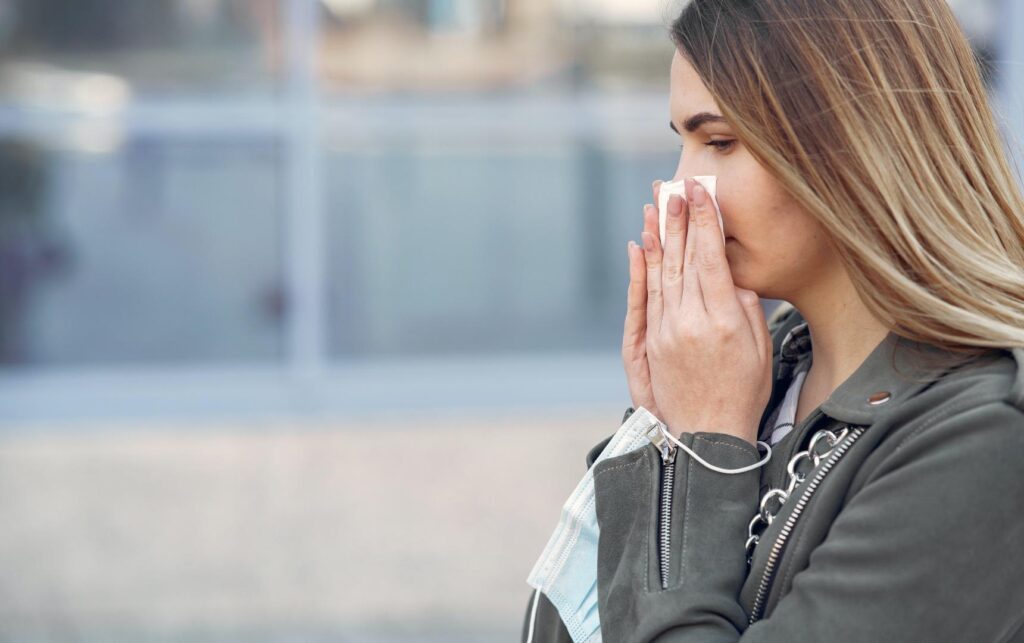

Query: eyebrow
[{"left": 670, "top": 112, "right": 727, "bottom": 134}]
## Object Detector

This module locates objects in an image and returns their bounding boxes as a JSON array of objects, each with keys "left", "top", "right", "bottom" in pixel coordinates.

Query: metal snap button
[{"left": 867, "top": 391, "right": 892, "bottom": 405}]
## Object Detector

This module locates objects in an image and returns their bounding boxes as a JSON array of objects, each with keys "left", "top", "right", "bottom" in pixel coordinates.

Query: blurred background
[{"left": 0, "top": 0, "right": 1020, "bottom": 641}]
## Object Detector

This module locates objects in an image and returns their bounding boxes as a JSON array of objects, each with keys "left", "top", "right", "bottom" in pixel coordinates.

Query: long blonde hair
[{"left": 671, "top": 0, "right": 1024, "bottom": 355}]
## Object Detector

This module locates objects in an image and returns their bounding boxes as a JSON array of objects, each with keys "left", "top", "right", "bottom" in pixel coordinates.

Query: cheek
[
  {"left": 716, "top": 165, "right": 798, "bottom": 246},
  {"left": 715, "top": 186, "right": 761, "bottom": 243},
  {"left": 716, "top": 190, "right": 809, "bottom": 284},
  {"left": 733, "top": 217, "right": 834, "bottom": 297}
]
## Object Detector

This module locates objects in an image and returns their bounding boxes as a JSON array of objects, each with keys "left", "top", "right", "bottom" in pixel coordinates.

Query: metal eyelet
[{"left": 868, "top": 391, "right": 892, "bottom": 405}]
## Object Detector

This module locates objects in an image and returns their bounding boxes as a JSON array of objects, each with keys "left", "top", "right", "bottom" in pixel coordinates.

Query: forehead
[{"left": 670, "top": 50, "right": 720, "bottom": 114}]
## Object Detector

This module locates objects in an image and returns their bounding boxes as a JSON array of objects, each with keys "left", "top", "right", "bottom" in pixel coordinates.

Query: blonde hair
[{"left": 671, "top": 0, "right": 1024, "bottom": 355}]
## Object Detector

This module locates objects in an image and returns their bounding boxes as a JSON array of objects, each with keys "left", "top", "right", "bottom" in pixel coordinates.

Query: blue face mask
[{"left": 526, "top": 406, "right": 662, "bottom": 643}]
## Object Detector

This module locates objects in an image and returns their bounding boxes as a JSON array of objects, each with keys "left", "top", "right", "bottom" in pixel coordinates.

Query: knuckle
[
  {"left": 685, "top": 247, "right": 698, "bottom": 266},
  {"left": 663, "top": 264, "right": 682, "bottom": 284},
  {"left": 715, "top": 318, "right": 743, "bottom": 339},
  {"left": 711, "top": 318, "right": 732, "bottom": 335},
  {"left": 699, "top": 251, "right": 720, "bottom": 270},
  {"left": 678, "top": 324, "right": 700, "bottom": 343}
]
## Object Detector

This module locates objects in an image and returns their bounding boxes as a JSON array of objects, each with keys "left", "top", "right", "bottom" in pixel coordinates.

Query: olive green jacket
[{"left": 523, "top": 304, "right": 1024, "bottom": 642}]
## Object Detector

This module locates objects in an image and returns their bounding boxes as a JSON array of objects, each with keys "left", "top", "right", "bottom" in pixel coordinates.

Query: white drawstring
[
  {"left": 526, "top": 587, "right": 541, "bottom": 643},
  {"left": 658, "top": 422, "right": 772, "bottom": 474}
]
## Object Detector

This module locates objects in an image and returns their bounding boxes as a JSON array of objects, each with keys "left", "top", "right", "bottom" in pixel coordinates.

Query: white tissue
[{"left": 657, "top": 175, "right": 725, "bottom": 246}]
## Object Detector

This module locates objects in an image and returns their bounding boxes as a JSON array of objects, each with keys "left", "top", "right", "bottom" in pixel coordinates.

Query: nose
[
  {"left": 671, "top": 153, "right": 704, "bottom": 184},
  {"left": 667, "top": 159, "right": 708, "bottom": 186}
]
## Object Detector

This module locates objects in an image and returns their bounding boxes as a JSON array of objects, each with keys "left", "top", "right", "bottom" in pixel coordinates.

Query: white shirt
[{"left": 767, "top": 369, "right": 808, "bottom": 445}]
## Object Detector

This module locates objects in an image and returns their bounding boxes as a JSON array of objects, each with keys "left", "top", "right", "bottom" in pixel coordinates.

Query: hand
[
  {"left": 639, "top": 178, "right": 772, "bottom": 445},
  {"left": 622, "top": 180, "right": 665, "bottom": 420}
]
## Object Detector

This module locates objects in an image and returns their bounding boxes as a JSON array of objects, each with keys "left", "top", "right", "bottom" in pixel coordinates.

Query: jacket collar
[{"left": 775, "top": 314, "right": 981, "bottom": 426}]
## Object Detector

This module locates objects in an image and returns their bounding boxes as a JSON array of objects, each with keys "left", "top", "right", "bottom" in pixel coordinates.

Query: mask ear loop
[
  {"left": 526, "top": 587, "right": 541, "bottom": 643},
  {"left": 658, "top": 422, "right": 772, "bottom": 474}
]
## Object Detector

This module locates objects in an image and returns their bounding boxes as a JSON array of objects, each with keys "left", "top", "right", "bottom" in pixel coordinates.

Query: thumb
[{"left": 736, "top": 288, "right": 770, "bottom": 358}]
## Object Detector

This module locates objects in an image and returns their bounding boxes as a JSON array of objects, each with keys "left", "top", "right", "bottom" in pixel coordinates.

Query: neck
[{"left": 788, "top": 268, "right": 891, "bottom": 392}]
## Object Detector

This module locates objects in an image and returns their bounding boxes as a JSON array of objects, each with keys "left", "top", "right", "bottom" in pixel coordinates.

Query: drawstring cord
[{"left": 658, "top": 421, "right": 772, "bottom": 475}]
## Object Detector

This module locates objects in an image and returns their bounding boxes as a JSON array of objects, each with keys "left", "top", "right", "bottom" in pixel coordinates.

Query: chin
[{"left": 729, "top": 268, "right": 768, "bottom": 299}]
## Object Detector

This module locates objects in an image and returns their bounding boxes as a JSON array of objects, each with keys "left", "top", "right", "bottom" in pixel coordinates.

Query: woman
[{"left": 523, "top": 0, "right": 1024, "bottom": 640}]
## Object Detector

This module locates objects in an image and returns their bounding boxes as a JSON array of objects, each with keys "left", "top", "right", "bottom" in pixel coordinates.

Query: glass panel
[
  {"left": 318, "top": 0, "right": 674, "bottom": 92},
  {"left": 0, "top": 0, "right": 283, "bottom": 101},
  {"left": 0, "top": 134, "right": 285, "bottom": 367},
  {"left": 325, "top": 123, "right": 676, "bottom": 358},
  {"left": 319, "top": 0, "right": 999, "bottom": 94}
]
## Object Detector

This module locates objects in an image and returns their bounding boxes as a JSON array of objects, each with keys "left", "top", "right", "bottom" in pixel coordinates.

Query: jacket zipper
[
  {"left": 747, "top": 426, "right": 866, "bottom": 623},
  {"left": 647, "top": 424, "right": 678, "bottom": 590}
]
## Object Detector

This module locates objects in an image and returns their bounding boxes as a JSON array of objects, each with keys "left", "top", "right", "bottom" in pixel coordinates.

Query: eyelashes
[{"left": 678, "top": 140, "right": 736, "bottom": 153}]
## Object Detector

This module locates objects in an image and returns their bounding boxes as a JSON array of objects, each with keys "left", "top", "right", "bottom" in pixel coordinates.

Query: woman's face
[{"left": 668, "top": 50, "right": 837, "bottom": 301}]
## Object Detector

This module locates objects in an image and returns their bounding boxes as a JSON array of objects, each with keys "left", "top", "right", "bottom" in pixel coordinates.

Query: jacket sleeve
[
  {"left": 592, "top": 401, "right": 1024, "bottom": 642},
  {"left": 593, "top": 431, "right": 762, "bottom": 642}
]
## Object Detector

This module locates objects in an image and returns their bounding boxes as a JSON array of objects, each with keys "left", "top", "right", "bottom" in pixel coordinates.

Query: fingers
[
  {"left": 687, "top": 179, "right": 741, "bottom": 317},
  {"left": 643, "top": 201, "right": 659, "bottom": 244},
  {"left": 660, "top": 193, "right": 687, "bottom": 307},
  {"left": 680, "top": 182, "right": 705, "bottom": 314},
  {"left": 641, "top": 227, "right": 664, "bottom": 334},
  {"left": 641, "top": 202, "right": 664, "bottom": 331},
  {"left": 737, "top": 288, "right": 771, "bottom": 359},
  {"left": 623, "top": 240, "right": 647, "bottom": 351}
]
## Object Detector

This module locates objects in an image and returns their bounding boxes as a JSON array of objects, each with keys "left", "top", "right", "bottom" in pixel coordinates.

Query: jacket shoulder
[
  {"left": 870, "top": 347, "right": 1024, "bottom": 465},
  {"left": 1009, "top": 347, "right": 1024, "bottom": 412},
  {"left": 918, "top": 346, "right": 1024, "bottom": 415}
]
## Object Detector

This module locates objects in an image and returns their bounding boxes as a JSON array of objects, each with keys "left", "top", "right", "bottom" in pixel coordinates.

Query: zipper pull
[{"left": 645, "top": 421, "right": 678, "bottom": 464}]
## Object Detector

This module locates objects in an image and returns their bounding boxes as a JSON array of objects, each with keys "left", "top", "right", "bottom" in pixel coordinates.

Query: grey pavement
[{"left": 0, "top": 406, "right": 623, "bottom": 642}]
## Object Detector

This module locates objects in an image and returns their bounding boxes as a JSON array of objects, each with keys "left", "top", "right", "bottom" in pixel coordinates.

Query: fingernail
[
  {"left": 642, "top": 232, "right": 655, "bottom": 251},
  {"left": 693, "top": 184, "right": 707, "bottom": 206}
]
